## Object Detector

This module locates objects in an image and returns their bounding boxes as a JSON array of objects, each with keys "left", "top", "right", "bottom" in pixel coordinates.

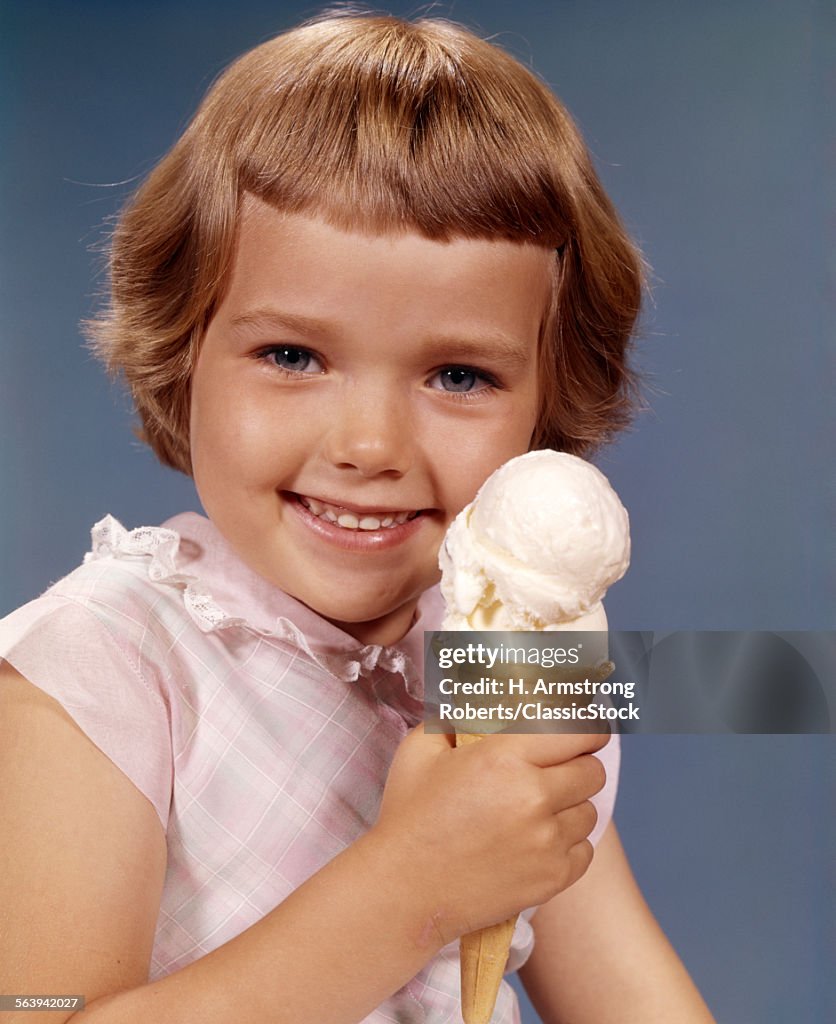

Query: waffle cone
[{"left": 455, "top": 730, "right": 516, "bottom": 1023}]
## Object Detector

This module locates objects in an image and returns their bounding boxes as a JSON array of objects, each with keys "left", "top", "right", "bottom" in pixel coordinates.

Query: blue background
[{"left": 2, "top": 1, "right": 833, "bottom": 1020}]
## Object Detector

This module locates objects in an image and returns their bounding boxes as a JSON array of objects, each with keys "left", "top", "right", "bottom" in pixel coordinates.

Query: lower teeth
[{"left": 302, "top": 497, "right": 418, "bottom": 530}]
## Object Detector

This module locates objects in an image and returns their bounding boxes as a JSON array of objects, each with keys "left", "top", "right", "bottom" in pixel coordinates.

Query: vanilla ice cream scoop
[{"left": 439, "top": 450, "right": 630, "bottom": 630}]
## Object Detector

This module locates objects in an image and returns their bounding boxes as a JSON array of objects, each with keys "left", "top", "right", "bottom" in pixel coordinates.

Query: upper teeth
[{"left": 301, "top": 496, "right": 417, "bottom": 530}]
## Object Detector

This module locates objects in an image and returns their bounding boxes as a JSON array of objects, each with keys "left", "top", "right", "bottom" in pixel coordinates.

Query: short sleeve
[
  {"left": 590, "top": 730, "right": 620, "bottom": 846},
  {"left": 0, "top": 595, "right": 173, "bottom": 831}
]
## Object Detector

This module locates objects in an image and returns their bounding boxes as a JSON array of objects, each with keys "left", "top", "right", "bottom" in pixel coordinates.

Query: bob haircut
[{"left": 88, "top": 11, "right": 644, "bottom": 475}]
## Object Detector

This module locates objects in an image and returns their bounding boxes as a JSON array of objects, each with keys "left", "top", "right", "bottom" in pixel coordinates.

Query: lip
[
  {"left": 287, "top": 492, "right": 431, "bottom": 551},
  {"left": 299, "top": 493, "right": 420, "bottom": 518}
]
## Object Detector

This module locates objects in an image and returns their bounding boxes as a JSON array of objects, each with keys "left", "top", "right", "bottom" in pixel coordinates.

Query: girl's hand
[{"left": 369, "top": 724, "right": 610, "bottom": 945}]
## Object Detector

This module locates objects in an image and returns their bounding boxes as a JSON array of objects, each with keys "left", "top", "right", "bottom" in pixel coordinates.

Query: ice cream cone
[{"left": 439, "top": 451, "right": 631, "bottom": 1024}]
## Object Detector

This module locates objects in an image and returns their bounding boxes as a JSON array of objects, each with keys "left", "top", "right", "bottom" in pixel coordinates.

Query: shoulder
[
  {"left": 13, "top": 513, "right": 218, "bottom": 652},
  {"left": 0, "top": 515, "right": 201, "bottom": 833},
  {"left": 0, "top": 513, "right": 212, "bottom": 728},
  {"left": 0, "top": 530, "right": 174, "bottom": 696}
]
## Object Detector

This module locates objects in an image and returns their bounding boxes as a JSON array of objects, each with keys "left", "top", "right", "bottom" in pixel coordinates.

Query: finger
[
  {"left": 562, "top": 837, "right": 595, "bottom": 890},
  {"left": 540, "top": 754, "right": 608, "bottom": 810},
  {"left": 491, "top": 727, "right": 611, "bottom": 767},
  {"left": 550, "top": 802, "right": 599, "bottom": 864}
]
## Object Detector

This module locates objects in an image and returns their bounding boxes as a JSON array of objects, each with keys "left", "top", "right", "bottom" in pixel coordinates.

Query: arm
[
  {"left": 0, "top": 665, "right": 443, "bottom": 1024},
  {"left": 0, "top": 666, "right": 607, "bottom": 1024},
  {"left": 518, "top": 821, "right": 716, "bottom": 1023}
]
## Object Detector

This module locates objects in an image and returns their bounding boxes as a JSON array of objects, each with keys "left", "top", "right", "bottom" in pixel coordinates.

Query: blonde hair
[{"left": 88, "top": 11, "right": 644, "bottom": 474}]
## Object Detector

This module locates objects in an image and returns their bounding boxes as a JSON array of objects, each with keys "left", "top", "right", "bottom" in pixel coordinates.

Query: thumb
[
  {"left": 395, "top": 720, "right": 455, "bottom": 766},
  {"left": 379, "top": 722, "right": 454, "bottom": 812}
]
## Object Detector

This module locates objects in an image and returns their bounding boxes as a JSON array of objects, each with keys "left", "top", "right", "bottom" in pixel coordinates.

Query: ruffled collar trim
[{"left": 85, "top": 513, "right": 442, "bottom": 706}]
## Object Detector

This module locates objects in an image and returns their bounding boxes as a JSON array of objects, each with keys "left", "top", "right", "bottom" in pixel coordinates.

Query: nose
[{"left": 324, "top": 383, "right": 414, "bottom": 478}]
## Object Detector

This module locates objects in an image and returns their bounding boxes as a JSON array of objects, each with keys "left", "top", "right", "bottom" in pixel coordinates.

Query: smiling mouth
[{"left": 295, "top": 494, "right": 423, "bottom": 531}]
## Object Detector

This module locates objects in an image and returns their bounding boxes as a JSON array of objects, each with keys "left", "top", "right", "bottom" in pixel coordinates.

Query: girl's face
[{"left": 190, "top": 197, "right": 550, "bottom": 645}]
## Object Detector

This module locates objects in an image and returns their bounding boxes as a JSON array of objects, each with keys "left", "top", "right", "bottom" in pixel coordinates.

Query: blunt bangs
[{"left": 184, "top": 16, "right": 573, "bottom": 245}]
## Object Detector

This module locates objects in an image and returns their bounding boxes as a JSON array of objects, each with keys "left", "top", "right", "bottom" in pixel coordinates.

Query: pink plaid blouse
[{"left": 0, "top": 512, "right": 619, "bottom": 1023}]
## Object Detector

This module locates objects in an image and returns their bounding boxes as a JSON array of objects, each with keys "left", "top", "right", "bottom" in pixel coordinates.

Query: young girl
[{"left": 0, "top": 12, "right": 715, "bottom": 1024}]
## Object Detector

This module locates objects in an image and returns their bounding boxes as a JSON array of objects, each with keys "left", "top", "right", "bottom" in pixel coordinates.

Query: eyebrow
[
  {"left": 228, "top": 309, "right": 332, "bottom": 336},
  {"left": 227, "top": 308, "right": 533, "bottom": 369},
  {"left": 418, "top": 336, "right": 533, "bottom": 371}
]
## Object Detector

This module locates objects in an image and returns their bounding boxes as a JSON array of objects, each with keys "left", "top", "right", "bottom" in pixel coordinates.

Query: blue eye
[
  {"left": 262, "top": 346, "right": 323, "bottom": 374},
  {"left": 431, "top": 366, "right": 495, "bottom": 393}
]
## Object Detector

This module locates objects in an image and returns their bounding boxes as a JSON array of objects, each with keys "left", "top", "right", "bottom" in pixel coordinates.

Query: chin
[
  {"left": 319, "top": 592, "right": 420, "bottom": 641},
  {"left": 319, "top": 601, "right": 397, "bottom": 627}
]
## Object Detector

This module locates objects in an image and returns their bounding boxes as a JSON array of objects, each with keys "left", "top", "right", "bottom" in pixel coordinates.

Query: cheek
[
  {"left": 190, "top": 382, "right": 266, "bottom": 498},
  {"left": 439, "top": 401, "right": 539, "bottom": 515},
  {"left": 190, "top": 382, "right": 233, "bottom": 486},
  {"left": 192, "top": 379, "right": 277, "bottom": 470}
]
